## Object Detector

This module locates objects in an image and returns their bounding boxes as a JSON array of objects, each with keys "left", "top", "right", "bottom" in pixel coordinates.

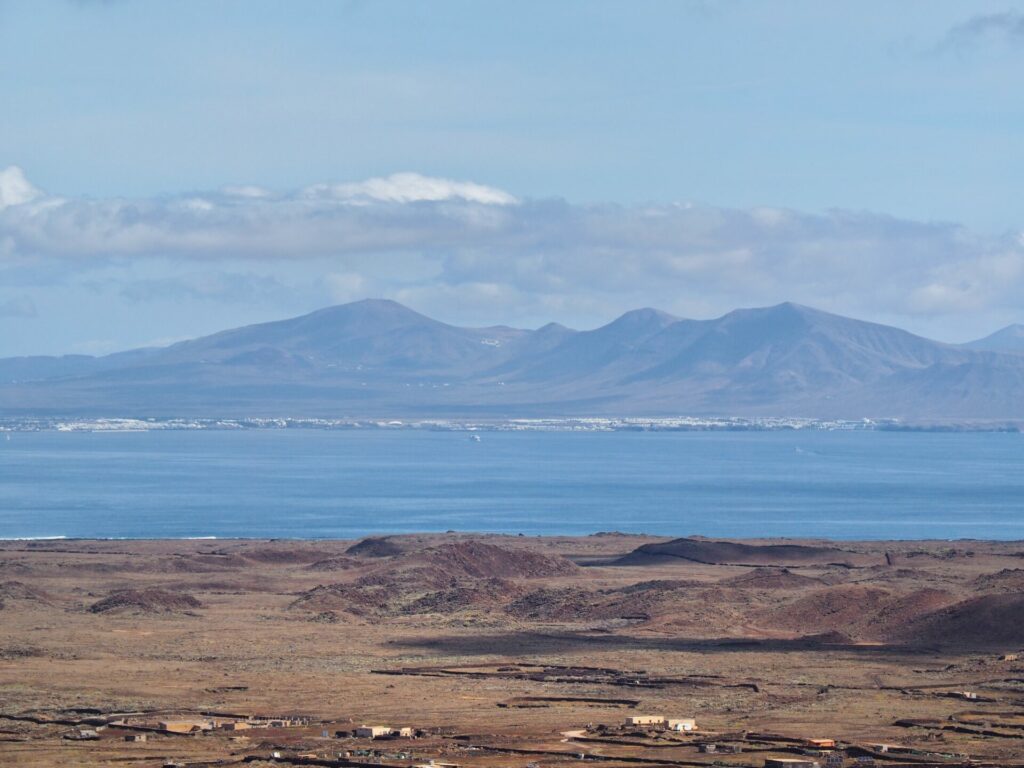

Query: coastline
[{"left": 2, "top": 415, "right": 1023, "bottom": 433}]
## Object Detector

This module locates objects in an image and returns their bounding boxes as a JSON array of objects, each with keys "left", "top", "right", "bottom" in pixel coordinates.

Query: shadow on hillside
[{"left": 387, "top": 630, "right": 936, "bottom": 657}]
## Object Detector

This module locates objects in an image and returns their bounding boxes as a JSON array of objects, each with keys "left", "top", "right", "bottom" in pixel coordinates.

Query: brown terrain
[{"left": 3, "top": 534, "right": 1024, "bottom": 767}]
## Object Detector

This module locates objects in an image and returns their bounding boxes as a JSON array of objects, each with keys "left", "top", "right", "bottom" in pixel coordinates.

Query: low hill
[
  {"left": 613, "top": 538, "right": 857, "bottom": 567},
  {"left": 291, "top": 540, "right": 577, "bottom": 617},
  {"left": 971, "top": 568, "right": 1024, "bottom": 593},
  {"left": 757, "top": 585, "right": 955, "bottom": 641},
  {"left": 893, "top": 593, "right": 1024, "bottom": 648},
  {"left": 399, "top": 541, "right": 580, "bottom": 580},
  {"left": 345, "top": 537, "right": 407, "bottom": 558},
  {"left": 89, "top": 588, "right": 203, "bottom": 615}
]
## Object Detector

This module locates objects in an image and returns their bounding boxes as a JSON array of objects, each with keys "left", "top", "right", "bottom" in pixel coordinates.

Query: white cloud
[
  {"left": 0, "top": 166, "right": 42, "bottom": 209},
  {"left": 2, "top": 166, "right": 1024, "bottom": 336},
  {"left": 303, "top": 172, "right": 518, "bottom": 205},
  {"left": 221, "top": 185, "right": 272, "bottom": 199}
]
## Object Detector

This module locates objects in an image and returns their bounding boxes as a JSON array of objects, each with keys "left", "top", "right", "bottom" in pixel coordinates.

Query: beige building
[
  {"left": 356, "top": 725, "right": 393, "bottom": 739},
  {"left": 159, "top": 720, "right": 212, "bottom": 734},
  {"left": 624, "top": 715, "right": 665, "bottom": 726},
  {"left": 805, "top": 738, "right": 836, "bottom": 748}
]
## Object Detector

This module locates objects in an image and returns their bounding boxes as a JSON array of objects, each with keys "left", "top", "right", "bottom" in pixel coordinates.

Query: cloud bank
[
  {"left": 0, "top": 295, "right": 37, "bottom": 318},
  {"left": 1, "top": 167, "right": 1022, "bottom": 336},
  {"left": 941, "top": 11, "right": 1024, "bottom": 49}
]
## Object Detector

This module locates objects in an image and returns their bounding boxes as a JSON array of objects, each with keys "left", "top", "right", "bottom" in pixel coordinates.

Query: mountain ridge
[
  {"left": 965, "top": 323, "right": 1024, "bottom": 354},
  {"left": 3, "top": 299, "right": 1024, "bottom": 421}
]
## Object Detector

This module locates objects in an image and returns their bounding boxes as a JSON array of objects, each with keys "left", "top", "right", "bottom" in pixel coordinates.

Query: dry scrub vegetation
[{"left": 3, "top": 533, "right": 1024, "bottom": 766}]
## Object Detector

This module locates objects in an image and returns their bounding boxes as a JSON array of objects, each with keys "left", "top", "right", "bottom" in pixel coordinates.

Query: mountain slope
[
  {"left": 3, "top": 299, "right": 1024, "bottom": 420},
  {"left": 965, "top": 324, "right": 1024, "bottom": 354},
  {"left": 140, "top": 299, "right": 534, "bottom": 374}
]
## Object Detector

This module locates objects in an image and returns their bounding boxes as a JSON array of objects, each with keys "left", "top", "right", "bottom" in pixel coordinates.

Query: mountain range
[{"left": 3, "top": 299, "right": 1024, "bottom": 421}]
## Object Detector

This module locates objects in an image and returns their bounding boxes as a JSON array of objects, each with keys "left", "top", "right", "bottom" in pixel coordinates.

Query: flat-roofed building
[
  {"left": 806, "top": 738, "right": 836, "bottom": 748},
  {"left": 356, "top": 725, "right": 393, "bottom": 739},
  {"left": 159, "top": 720, "right": 211, "bottom": 734},
  {"left": 624, "top": 715, "right": 665, "bottom": 726},
  {"left": 667, "top": 718, "right": 696, "bottom": 732},
  {"left": 867, "top": 743, "right": 909, "bottom": 754}
]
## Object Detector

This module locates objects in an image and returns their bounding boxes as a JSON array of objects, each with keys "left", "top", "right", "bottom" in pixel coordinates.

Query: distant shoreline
[
  {"left": 2, "top": 532, "right": 1023, "bottom": 544},
  {"left": 2, "top": 415, "right": 1022, "bottom": 433}
]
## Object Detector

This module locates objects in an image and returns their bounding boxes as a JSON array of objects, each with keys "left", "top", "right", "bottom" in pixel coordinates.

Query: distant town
[{"left": 2, "top": 416, "right": 1021, "bottom": 434}]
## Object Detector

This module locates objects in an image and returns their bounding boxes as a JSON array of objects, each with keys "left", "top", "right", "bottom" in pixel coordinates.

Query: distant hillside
[
  {"left": 890, "top": 593, "right": 1024, "bottom": 648},
  {"left": 3, "top": 298, "right": 1024, "bottom": 420},
  {"left": 612, "top": 538, "right": 860, "bottom": 567},
  {"left": 965, "top": 324, "right": 1024, "bottom": 354}
]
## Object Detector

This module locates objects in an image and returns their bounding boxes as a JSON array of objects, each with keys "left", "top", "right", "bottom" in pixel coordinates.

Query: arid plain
[{"left": 3, "top": 534, "right": 1024, "bottom": 767}]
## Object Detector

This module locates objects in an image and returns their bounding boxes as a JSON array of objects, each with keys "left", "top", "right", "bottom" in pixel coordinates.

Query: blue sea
[{"left": 1, "top": 429, "right": 1022, "bottom": 540}]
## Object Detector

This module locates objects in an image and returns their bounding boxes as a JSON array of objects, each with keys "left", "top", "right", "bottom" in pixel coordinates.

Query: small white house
[{"left": 667, "top": 718, "right": 696, "bottom": 732}]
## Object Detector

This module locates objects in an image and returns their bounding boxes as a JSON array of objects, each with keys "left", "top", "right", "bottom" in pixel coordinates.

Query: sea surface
[{"left": 1, "top": 429, "right": 1022, "bottom": 540}]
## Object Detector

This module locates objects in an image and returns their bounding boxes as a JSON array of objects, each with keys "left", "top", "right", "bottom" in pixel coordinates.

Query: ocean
[{"left": 1, "top": 429, "right": 1022, "bottom": 540}]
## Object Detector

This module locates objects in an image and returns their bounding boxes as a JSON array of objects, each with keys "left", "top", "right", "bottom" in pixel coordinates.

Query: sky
[{"left": 1, "top": 0, "right": 1023, "bottom": 356}]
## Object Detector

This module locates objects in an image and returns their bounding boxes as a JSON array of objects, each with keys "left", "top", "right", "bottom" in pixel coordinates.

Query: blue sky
[{"left": 1, "top": 0, "right": 1023, "bottom": 355}]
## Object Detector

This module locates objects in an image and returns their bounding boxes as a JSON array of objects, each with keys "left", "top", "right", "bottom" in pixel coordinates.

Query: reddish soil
[
  {"left": 88, "top": 588, "right": 203, "bottom": 614},
  {"left": 5, "top": 534, "right": 1024, "bottom": 767}
]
